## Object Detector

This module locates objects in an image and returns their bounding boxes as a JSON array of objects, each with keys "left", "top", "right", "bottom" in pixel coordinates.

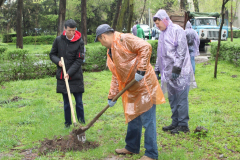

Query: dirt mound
[{"left": 39, "top": 133, "right": 99, "bottom": 155}]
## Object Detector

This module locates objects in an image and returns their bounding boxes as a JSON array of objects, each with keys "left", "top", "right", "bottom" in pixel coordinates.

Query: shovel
[
  {"left": 61, "top": 57, "right": 78, "bottom": 127},
  {"left": 72, "top": 79, "right": 137, "bottom": 137}
]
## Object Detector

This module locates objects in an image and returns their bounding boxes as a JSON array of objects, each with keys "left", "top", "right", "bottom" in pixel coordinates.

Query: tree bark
[
  {"left": 0, "top": 0, "right": 4, "bottom": 7},
  {"left": 112, "top": 0, "right": 123, "bottom": 30},
  {"left": 127, "top": 0, "right": 134, "bottom": 33},
  {"left": 214, "top": 0, "right": 229, "bottom": 78},
  {"left": 139, "top": 0, "right": 147, "bottom": 23},
  {"left": 16, "top": 0, "right": 23, "bottom": 49},
  {"left": 193, "top": 0, "right": 199, "bottom": 12},
  {"left": 116, "top": 0, "right": 128, "bottom": 32},
  {"left": 81, "top": 0, "right": 87, "bottom": 45},
  {"left": 180, "top": 0, "right": 188, "bottom": 11},
  {"left": 57, "top": 0, "right": 66, "bottom": 36}
]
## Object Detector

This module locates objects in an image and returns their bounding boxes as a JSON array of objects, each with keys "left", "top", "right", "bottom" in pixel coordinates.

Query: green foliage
[
  {"left": 229, "top": 30, "right": 240, "bottom": 38},
  {"left": 83, "top": 44, "right": 108, "bottom": 71},
  {"left": 2, "top": 34, "right": 17, "bottom": 43},
  {"left": 12, "top": 36, "right": 56, "bottom": 45},
  {"left": 0, "top": 46, "right": 7, "bottom": 54},
  {"left": 210, "top": 41, "right": 240, "bottom": 66},
  {"left": 147, "top": 40, "right": 158, "bottom": 64},
  {"left": 0, "top": 49, "right": 55, "bottom": 84},
  {"left": 87, "top": 34, "right": 96, "bottom": 44}
]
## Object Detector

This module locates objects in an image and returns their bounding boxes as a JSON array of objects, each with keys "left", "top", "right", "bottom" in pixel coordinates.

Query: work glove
[
  {"left": 135, "top": 70, "right": 145, "bottom": 82},
  {"left": 155, "top": 71, "right": 161, "bottom": 80},
  {"left": 108, "top": 99, "right": 117, "bottom": 107},
  {"left": 172, "top": 66, "right": 181, "bottom": 80}
]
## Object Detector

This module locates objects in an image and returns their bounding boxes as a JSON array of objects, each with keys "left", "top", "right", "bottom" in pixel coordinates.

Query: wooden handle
[
  {"left": 61, "top": 57, "right": 77, "bottom": 125},
  {"left": 84, "top": 79, "right": 137, "bottom": 130}
]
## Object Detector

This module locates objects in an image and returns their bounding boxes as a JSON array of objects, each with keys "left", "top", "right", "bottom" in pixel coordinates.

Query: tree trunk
[
  {"left": 180, "top": 0, "right": 188, "bottom": 11},
  {"left": 112, "top": 0, "right": 123, "bottom": 30},
  {"left": 214, "top": 0, "right": 229, "bottom": 78},
  {"left": 0, "top": 0, "right": 4, "bottom": 7},
  {"left": 116, "top": 0, "right": 128, "bottom": 32},
  {"left": 127, "top": 0, "right": 134, "bottom": 33},
  {"left": 139, "top": 0, "right": 147, "bottom": 23},
  {"left": 193, "top": 0, "right": 199, "bottom": 12},
  {"left": 16, "top": 0, "right": 23, "bottom": 49},
  {"left": 81, "top": 0, "right": 87, "bottom": 45},
  {"left": 57, "top": 0, "right": 66, "bottom": 36}
]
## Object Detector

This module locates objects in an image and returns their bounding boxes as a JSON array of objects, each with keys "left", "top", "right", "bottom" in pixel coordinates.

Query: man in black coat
[{"left": 50, "top": 19, "right": 85, "bottom": 128}]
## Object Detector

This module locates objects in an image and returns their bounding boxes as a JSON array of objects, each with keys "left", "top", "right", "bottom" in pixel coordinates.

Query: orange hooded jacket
[{"left": 107, "top": 32, "right": 166, "bottom": 123}]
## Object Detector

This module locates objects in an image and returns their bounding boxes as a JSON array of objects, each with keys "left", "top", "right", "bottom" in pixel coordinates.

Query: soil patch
[
  {"left": 0, "top": 96, "right": 22, "bottom": 104},
  {"left": 38, "top": 133, "right": 99, "bottom": 155}
]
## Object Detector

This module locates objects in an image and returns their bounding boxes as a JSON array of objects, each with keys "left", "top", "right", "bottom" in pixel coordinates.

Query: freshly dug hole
[{"left": 38, "top": 133, "right": 99, "bottom": 155}]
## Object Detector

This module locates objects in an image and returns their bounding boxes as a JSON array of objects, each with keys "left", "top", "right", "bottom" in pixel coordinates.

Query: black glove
[{"left": 172, "top": 66, "right": 181, "bottom": 80}]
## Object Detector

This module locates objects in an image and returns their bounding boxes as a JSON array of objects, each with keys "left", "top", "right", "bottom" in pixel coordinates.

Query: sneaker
[
  {"left": 162, "top": 124, "right": 177, "bottom": 131},
  {"left": 137, "top": 155, "right": 155, "bottom": 160},
  {"left": 171, "top": 126, "right": 190, "bottom": 134},
  {"left": 115, "top": 148, "right": 133, "bottom": 155}
]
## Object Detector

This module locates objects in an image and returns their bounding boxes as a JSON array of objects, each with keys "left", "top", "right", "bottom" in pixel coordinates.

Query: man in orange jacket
[{"left": 95, "top": 24, "right": 165, "bottom": 160}]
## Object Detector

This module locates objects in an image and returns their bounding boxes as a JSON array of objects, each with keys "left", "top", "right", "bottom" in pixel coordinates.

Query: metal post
[{"left": 231, "top": 0, "right": 233, "bottom": 42}]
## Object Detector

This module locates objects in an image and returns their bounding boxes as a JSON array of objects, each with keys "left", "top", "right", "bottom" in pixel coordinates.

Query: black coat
[{"left": 49, "top": 31, "right": 85, "bottom": 93}]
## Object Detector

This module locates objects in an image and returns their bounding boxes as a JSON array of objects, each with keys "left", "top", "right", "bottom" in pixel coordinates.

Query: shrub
[
  {"left": 0, "top": 47, "right": 7, "bottom": 54},
  {"left": 12, "top": 36, "right": 56, "bottom": 45},
  {"left": 0, "top": 49, "right": 56, "bottom": 84},
  {"left": 83, "top": 44, "right": 107, "bottom": 71},
  {"left": 210, "top": 41, "right": 240, "bottom": 66},
  {"left": 87, "top": 34, "right": 96, "bottom": 44},
  {"left": 229, "top": 30, "right": 240, "bottom": 38},
  {"left": 147, "top": 40, "right": 158, "bottom": 64},
  {"left": 2, "top": 34, "right": 17, "bottom": 43}
]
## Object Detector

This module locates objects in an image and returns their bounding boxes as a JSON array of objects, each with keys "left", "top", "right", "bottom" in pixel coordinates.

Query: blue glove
[
  {"left": 135, "top": 73, "right": 144, "bottom": 82},
  {"left": 108, "top": 100, "right": 117, "bottom": 107},
  {"left": 172, "top": 73, "right": 179, "bottom": 80}
]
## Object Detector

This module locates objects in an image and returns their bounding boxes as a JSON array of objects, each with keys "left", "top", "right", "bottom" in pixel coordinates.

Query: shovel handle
[
  {"left": 84, "top": 79, "right": 137, "bottom": 130},
  {"left": 61, "top": 57, "right": 77, "bottom": 125}
]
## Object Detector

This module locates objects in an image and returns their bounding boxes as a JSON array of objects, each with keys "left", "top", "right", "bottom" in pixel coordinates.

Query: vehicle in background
[
  {"left": 151, "top": 24, "right": 161, "bottom": 40},
  {"left": 139, "top": 24, "right": 150, "bottom": 39}
]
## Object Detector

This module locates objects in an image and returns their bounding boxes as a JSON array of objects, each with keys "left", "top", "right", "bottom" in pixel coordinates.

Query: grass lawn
[
  {"left": 0, "top": 61, "right": 240, "bottom": 159},
  {"left": 227, "top": 37, "right": 240, "bottom": 43},
  {"left": 5, "top": 44, "right": 52, "bottom": 54}
]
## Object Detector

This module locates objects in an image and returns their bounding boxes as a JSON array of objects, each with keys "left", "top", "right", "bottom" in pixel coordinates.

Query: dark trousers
[
  {"left": 62, "top": 92, "right": 85, "bottom": 125},
  {"left": 167, "top": 84, "right": 190, "bottom": 126},
  {"left": 125, "top": 105, "right": 158, "bottom": 159}
]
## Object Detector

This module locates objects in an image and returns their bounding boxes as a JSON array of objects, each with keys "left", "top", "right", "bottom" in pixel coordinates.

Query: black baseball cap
[{"left": 95, "top": 24, "right": 114, "bottom": 42}]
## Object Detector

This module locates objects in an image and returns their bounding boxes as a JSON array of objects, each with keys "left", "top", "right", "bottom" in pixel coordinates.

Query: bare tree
[
  {"left": 112, "top": 0, "right": 123, "bottom": 30},
  {"left": 57, "top": 0, "right": 66, "bottom": 36},
  {"left": 180, "top": 0, "right": 188, "bottom": 11},
  {"left": 139, "top": 0, "right": 147, "bottom": 23},
  {"left": 81, "top": 0, "right": 87, "bottom": 45},
  {"left": 214, "top": 0, "right": 229, "bottom": 78},
  {"left": 16, "top": 0, "right": 23, "bottom": 49}
]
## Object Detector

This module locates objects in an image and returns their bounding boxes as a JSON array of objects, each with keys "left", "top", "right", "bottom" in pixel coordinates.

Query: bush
[
  {"left": 229, "top": 30, "right": 240, "bottom": 38},
  {"left": 2, "top": 34, "right": 17, "bottom": 43},
  {"left": 0, "top": 49, "right": 56, "bottom": 84},
  {"left": 147, "top": 40, "right": 158, "bottom": 64},
  {"left": 210, "top": 41, "right": 240, "bottom": 66},
  {"left": 0, "top": 46, "right": 7, "bottom": 54},
  {"left": 87, "top": 34, "right": 96, "bottom": 44},
  {"left": 83, "top": 44, "right": 107, "bottom": 71},
  {"left": 12, "top": 35, "right": 56, "bottom": 45}
]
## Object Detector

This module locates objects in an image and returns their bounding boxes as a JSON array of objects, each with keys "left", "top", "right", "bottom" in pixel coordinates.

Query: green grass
[
  {"left": 0, "top": 61, "right": 240, "bottom": 159},
  {"left": 5, "top": 44, "right": 52, "bottom": 54},
  {"left": 227, "top": 37, "right": 240, "bottom": 43}
]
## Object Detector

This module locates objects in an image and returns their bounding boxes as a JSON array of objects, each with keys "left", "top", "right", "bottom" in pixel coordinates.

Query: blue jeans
[
  {"left": 167, "top": 85, "right": 190, "bottom": 127},
  {"left": 125, "top": 105, "right": 158, "bottom": 159},
  {"left": 190, "top": 56, "right": 195, "bottom": 74},
  {"left": 62, "top": 92, "right": 85, "bottom": 125}
]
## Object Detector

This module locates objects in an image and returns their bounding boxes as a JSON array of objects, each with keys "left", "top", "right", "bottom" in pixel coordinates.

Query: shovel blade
[{"left": 77, "top": 132, "right": 86, "bottom": 143}]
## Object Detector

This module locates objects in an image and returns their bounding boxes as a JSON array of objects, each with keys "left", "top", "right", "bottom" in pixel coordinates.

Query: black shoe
[
  {"left": 162, "top": 124, "right": 177, "bottom": 131},
  {"left": 65, "top": 124, "right": 71, "bottom": 128},
  {"left": 171, "top": 126, "right": 190, "bottom": 134}
]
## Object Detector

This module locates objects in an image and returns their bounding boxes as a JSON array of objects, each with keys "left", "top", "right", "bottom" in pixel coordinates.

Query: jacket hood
[
  {"left": 62, "top": 30, "right": 82, "bottom": 42},
  {"left": 186, "top": 21, "right": 192, "bottom": 29},
  {"left": 137, "top": 24, "right": 141, "bottom": 29}
]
